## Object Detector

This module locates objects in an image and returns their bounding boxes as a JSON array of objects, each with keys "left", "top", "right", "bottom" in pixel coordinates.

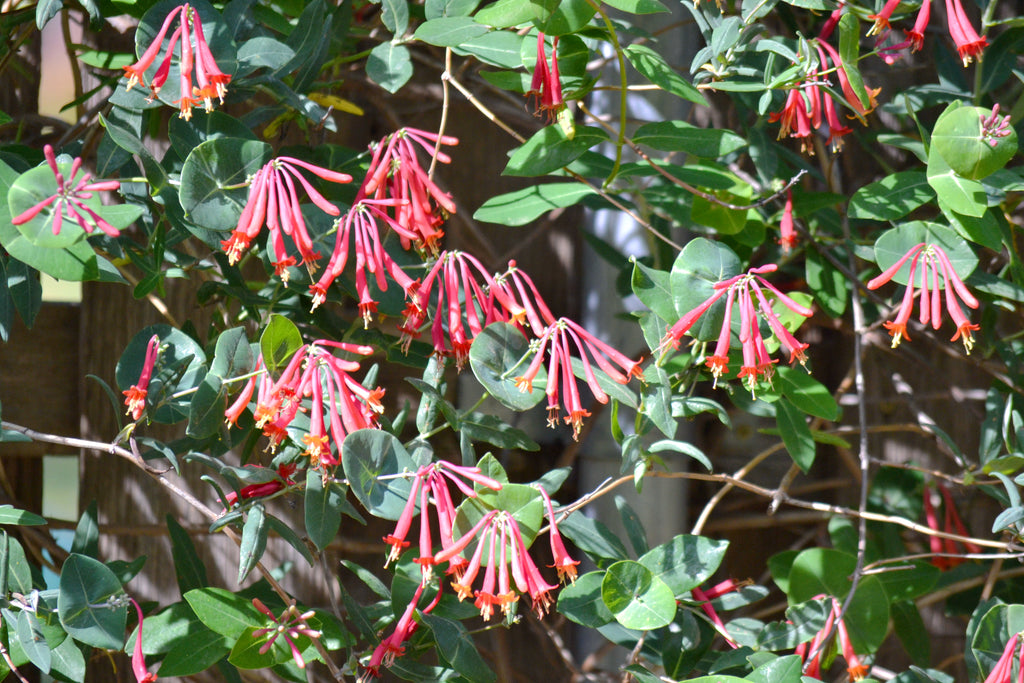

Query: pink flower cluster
[
  {"left": 370, "top": 474, "right": 577, "bottom": 677},
  {"left": 663, "top": 264, "right": 812, "bottom": 397},
  {"left": 123, "top": 3, "right": 232, "bottom": 119},
  {"left": 922, "top": 482, "right": 981, "bottom": 570},
  {"left": 220, "top": 156, "right": 353, "bottom": 275},
  {"left": 252, "top": 599, "right": 322, "bottom": 669},
  {"left": 528, "top": 33, "right": 565, "bottom": 119},
  {"left": 866, "top": 242, "right": 980, "bottom": 353},
  {"left": 12, "top": 145, "right": 122, "bottom": 237},
  {"left": 770, "top": 8, "right": 879, "bottom": 153},
  {"left": 224, "top": 339, "right": 383, "bottom": 467}
]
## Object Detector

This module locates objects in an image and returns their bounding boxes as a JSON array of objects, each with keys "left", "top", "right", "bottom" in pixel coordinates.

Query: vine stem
[
  {"left": 429, "top": 48, "right": 453, "bottom": 180},
  {"left": 0, "top": 421, "right": 344, "bottom": 678}
]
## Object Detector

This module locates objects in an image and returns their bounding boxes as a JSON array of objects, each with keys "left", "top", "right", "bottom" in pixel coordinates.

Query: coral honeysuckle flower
[
  {"left": 538, "top": 486, "right": 579, "bottom": 584},
  {"left": 123, "top": 4, "right": 232, "bottom": 115},
  {"left": 223, "top": 340, "right": 380, "bottom": 458},
  {"left": 797, "top": 596, "right": 870, "bottom": 680},
  {"left": 221, "top": 156, "right": 351, "bottom": 270},
  {"left": 358, "top": 128, "right": 458, "bottom": 255},
  {"left": 866, "top": 242, "right": 981, "bottom": 353},
  {"left": 129, "top": 599, "right": 157, "bottom": 682},
  {"left": 981, "top": 633, "right": 1021, "bottom": 683},
  {"left": 867, "top": 0, "right": 902, "bottom": 36},
  {"left": 663, "top": 264, "right": 812, "bottom": 398},
  {"left": 945, "top": 0, "right": 988, "bottom": 65},
  {"left": 779, "top": 188, "right": 796, "bottom": 252},
  {"left": 528, "top": 33, "right": 565, "bottom": 119},
  {"left": 906, "top": 0, "right": 932, "bottom": 51},
  {"left": 398, "top": 250, "right": 503, "bottom": 368},
  {"left": 123, "top": 335, "right": 160, "bottom": 421},
  {"left": 12, "top": 145, "right": 122, "bottom": 237},
  {"left": 383, "top": 461, "right": 502, "bottom": 577},
  {"left": 223, "top": 463, "right": 296, "bottom": 508},
  {"left": 515, "top": 317, "right": 642, "bottom": 440}
]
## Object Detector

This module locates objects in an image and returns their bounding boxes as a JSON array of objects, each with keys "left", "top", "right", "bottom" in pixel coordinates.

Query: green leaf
[
  {"left": 422, "top": 614, "right": 497, "bottom": 682},
  {"left": 157, "top": 627, "right": 231, "bottom": 677},
  {"left": 603, "top": 0, "right": 668, "bottom": 12},
  {"left": 560, "top": 513, "right": 630, "bottom": 565},
  {"left": 838, "top": 13, "right": 871, "bottom": 111},
  {"left": 210, "top": 327, "right": 254, "bottom": 380},
  {"left": 184, "top": 587, "right": 262, "bottom": 639},
  {"left": 631, "top": 260, "right": 676, "bottom": 323},
  {"left": 776, "top": 398, "right": 815, "bottom": 472},
  {"left": 601, "top": 560, "right": 677, "bottom": 629},
  {"left": 893, "top": 600, "right": 931, "bottom": 665},
  {"left": 367, "top": 43, "right": 413, "bottom": 93},
  {"left": 179, "top": 138, "right": 273, "bottom": 231},
  {"left": 71, "top": 501, "right": 98, "bottom": 557},
  {"left": 648, "top": 439, "right": 712, "bottom": 471},
  {"left": 341, "top": 429, "right": 415, "bottom": 520},
  {"left": 305, "top": 469, "right": 344, "bottom": 551},
  {"left": 16, "top": 610, "right": 51, "bottom": 673},
  {"left": 640, "top": 366, "right": 675, "bottom": 438},
  {"left": 460, "top": 412, "right": 540, "bottom": 450},
  {"left": 57, "top": 553, "right": 126, "bottom": 650},
  {"left": 236, "top": 37, "right": 296, "bottom": 72},
  {"left": 624, "top": 44, "right": 705, "bottom": 105},
  {"left": 0, "top": 505, "right": 46, "bottom": 526},
  {"left": 669, "top": 238, "right": 742, "bottom": 342},
  {"left": 504, "top": 125, "right": 609, "bottom": 177},
  {"left": 259, "top": 314, "right": 303, "bottom": 374},
  {"left": 638, "top": 534, "right": 729, "bottom": 595},
  {"left": 49, "top": 635, "right": 85, "bottom": 681},
  {"left": 167, "top": 515, "right": 208, "bottom": 595},
  {"left": 454, "top": 483, "right": 544, "bottom": 553},
  {"left": 932, "top": 101, "right": 1018, "bottom": 180},
  {"left": 426, "top": 0, "right": 481, "bottom": 18},
  {"left": 187, "top": 373, "right": 226, "bottom": 438},
  {"left": 633, "top": 120, "right": 746, "bottom": 158},
  {"left": 849, "top": 171, "right": 935, "bottom": 221},
  {"left": 452, "top": 30, "right": 524, "bottom": 67},
  {"left": 469, "top": 322, "right": 546, "bottom": 410},
  {"left": 787, "top": 548, "right": 890, "bottom": 652},
  {"left": 237, "top": 503, "right": 268, "bottom": 582},
  {"left": 381, "top": 0, "right": 410, "bottom": 34},
  {"left": 415, "top": 17, "right": 490, "bottom": 46},
  {"left": 775, "top": 366, "right": 838, "bottom": 421},
  {"left": 36, "top": 0, "right": 62, "bottom": 28},
  {"left": 474, "top": 0, "right": 534, "bottom": 27},
  {"left": 531, "top": 0, "right": 596, "bottom": 35},
  {"left": 926, "top": 150, "right": 987, "bottom": 217},
  {"left": 558, "top": 570, "right": 615, "bottom": 626},
  {"left": 474, "top": 182, "right": 594, "bottom": 225}
]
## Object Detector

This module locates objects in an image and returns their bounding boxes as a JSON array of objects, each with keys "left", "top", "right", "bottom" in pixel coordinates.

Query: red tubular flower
[
  {"left": 836, "top": 610, "right": 869, "bottom": 681},
  {"left": 769, "top": 88, "right": 814, "bottom": 146},
  {"left": 528, "top": 33, "right": 565, "bottom": 119},
  {"left": 906, "top": 0, "right": 932, "bottom": 51},
  {"left": 123, "top": 6, "right": 181, "bottom": 93},
  {"left": 12, "top": 145, "right": 123, "bottom": 237},
  {"left": 945, "top": 0, "right": 988, "bottom": 65},
  {"left": 982, "top": 633, "right": 1020, "bottom": 683},
  {"left": 223, "top": 464, "right": 296, "bottom": 508},
  {"left": 123, "top": 335, "right": 160, "bottom": 421},
  {"left": 817, "top": 40, "right": 880, "bottom": 119},
  {"left": 779, "top": 189, "right": 797, "bottom": 253},
  {"left": 867, "top": 243, "right": 980, "bottom": 352},
  {"left": 123, "top": 4, "right": 232, "bottom": 113},
  {"left": 538, "top": 486, "right": 579, "bottom": 584},
  {"left": 664, "top": 264, "right": 812, "bottom": 397},
  {"left": 222, "top": 157, "right": 351, "bottom": 270},
  {"left": 129, "top": 599, "right": 157, "bottom": 683},
  {"left": 252, "top": 599, "right": 321, "bottom": 670},
  {"left": 358, "top": 128, "right": 458, "bottom": 255},
  {"left": 868, "top": 0, "right": 902, "bottom": 36}
]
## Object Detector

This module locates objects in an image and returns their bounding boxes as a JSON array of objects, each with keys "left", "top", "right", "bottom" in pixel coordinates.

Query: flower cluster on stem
[
  {"left": 865, "top": 242, "right": 980, "bottom": 353},
  {"left": 796, "top": 596, "right": 869, "bottom": 681},
  {"left": 874, "top": 0, "right": 987, "bottom": 65},
  {"left": 252, "top": 599, "right": 322, "bottom": 669},
  {"left": 922, "top": 482, "right": 982, "bottom": 569},
  {"left": 769, "top": 8, "right": 879, "bottom": 152},
  {"left": 220, "top": 157, "right": 352, "bottom": 273},
  {"left": 528, "top": 33, "right": 565, "bottom": 119},
  {"left": 12, "top": 145, "right": 122, "bottom": 237},
  {"left": 224, "top": 340, "right": 382, "bottom": 465},
  {"left": 122, "top": 3, "right": 232, "bottom": 118},
  {"left": 662, "top": 263, "right": 812, "bottom": 398}
]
